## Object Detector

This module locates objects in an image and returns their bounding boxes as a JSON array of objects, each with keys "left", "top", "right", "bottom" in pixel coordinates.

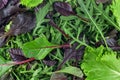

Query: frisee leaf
[
  {"left": 20, "top": 0, "right": 43, "bottom": 8},
  {"left": 81, "top": 45, "right": 120, "bottom": 80},
  {"left": 111, "top": 0, "right": 120, "bottom": 27},
  {"left": 22, "top": 34, "right": 56, "bottom": 60}
]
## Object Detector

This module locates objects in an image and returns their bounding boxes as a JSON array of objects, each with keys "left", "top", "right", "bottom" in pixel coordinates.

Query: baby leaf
[
  {"left": 111, "top": 0, "right": 120, "bottom": 27},
  {"left": 22, "top": 34, "right": 56, "bottom": 60},
  {"left": 81, "top": 46, "right": 120, "bottom": 80},
  {"left": 20, "top": 0, "right": 43, "bottom": 8},
  {"left": 0, "top": 0, "right": 8, "bottom": 10},
  {"left": 55, "top": 66, "right": 83, "bottom": 78},
  {"left": 53, "top": 1, "right": 75, "bottom": 16},
  {"left": 0, "top": 56, "right": 12, "bottom": 77},
  {"left": 50, "top": 73, "right": 67, "bottom": 80},
  {"left": 53, "top": 1, "right": 89, "bottom": 23},
  {"left": 9, "top": 48, "right": 27, "bottom": 62},
  {"left": 9, "top": 11, "right": 36, "bottom": 35}
]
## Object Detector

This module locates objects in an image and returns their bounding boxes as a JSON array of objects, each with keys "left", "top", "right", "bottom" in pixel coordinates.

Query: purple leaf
[
  {"left": 53, "top": 1, "right": 75, "bottom": 16},
  {"left": 9, "top": 12, "right": 36, "bottom": 35},
  {"left": 53, "top": 1, "right": 89, "bottom": 23},
  {"left": 58, "top": 43, "right": 85, "bottom": 70},
  {"left": 9, "top": 48, "right": 27, "bottom": 62},
  {"left": 0, "top": 0, "right": 8, "bottom": 10}
]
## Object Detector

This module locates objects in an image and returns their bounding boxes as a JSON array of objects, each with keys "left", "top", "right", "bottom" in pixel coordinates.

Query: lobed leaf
[{"left": 81, "top": 45, "right": 120, "bottom": 80}]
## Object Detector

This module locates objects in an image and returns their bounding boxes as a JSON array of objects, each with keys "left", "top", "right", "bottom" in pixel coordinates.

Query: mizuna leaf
[
  {"left": 55, "top": 66, "right": 83, "bottom": 78},
  {"left": 78, "top": 0, "right": 108, "bottom": 48},
  {"left": 81, "top": 45, "right": 120, "bottom": 80},
  {"left": 22, "top": 34, "right": 56, "bottom": 60},
  {"left": 0, "top": 56, "right": 12, "bottom": 77},
  {"left": 20, "top": 0, "right": 43, "bottom": 8}
]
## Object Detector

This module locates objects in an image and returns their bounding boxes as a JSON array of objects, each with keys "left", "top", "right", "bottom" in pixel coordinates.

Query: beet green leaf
[
  {"left": 81, "top": 45, "right": 120, "bottom": 80},
  {"left": 22, "top": 34, "right": 56, "bottom": 60}
]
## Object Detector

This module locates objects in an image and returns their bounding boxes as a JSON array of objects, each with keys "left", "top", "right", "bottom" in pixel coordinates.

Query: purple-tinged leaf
[
  {"left": 53, "top": 1, "right": 89, "bottom": 23},
  {"left": 53, "top": 1, "right": 74, "bottom": 16},
  {"left": 9, "top": 48, "right": 27, "bottom": 62},
  {"left": 58, "top": 43, "right": 85, "bottom": 70},
  {"left": 9, "top": 12, "right": 36, "bottom": 35},
  {"left": 0, "top": 0, "right": 8, "bottom": 10}
]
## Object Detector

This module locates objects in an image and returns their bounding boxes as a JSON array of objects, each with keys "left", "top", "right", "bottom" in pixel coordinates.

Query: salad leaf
[
  {"left": 22, "top": 34, "right": 56, "bottom": 60},
  {"left": 81, "top": 45, "right": 120, "bottom": 80},
  {"left": 0, "top": 56, "right": 12, "bottom": 77},
  {"left": 111, "top": 0, "right": 120, "bottom": 27},
  {"left": 20, "top": 0, "right": 43, "bottom": 8},
  {"left": 55, "top": 66, "right": 83, "bottom": 78}
]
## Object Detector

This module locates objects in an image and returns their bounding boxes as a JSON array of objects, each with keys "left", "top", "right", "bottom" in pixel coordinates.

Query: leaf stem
[{"left": 49, "top": 20, "right": 69, "bottom": 38}]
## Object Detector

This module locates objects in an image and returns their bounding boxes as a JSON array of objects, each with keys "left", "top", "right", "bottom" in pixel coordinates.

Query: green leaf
[
  {"left": 81, "top": 45, "right": 120, "bottom": 80},
  {"left": 55, "top": 66, "right": 83, "bottom": 78},
  {"left": 111, "top": 0, "right": 120, "bottom": 27},
  {"left": 0, "top": 56, "right": 12, "bottom": 77},
  {"left": 33, "top": 3, "right": 50, "bottom": 35},
  {"left": 22, "top": 34, "right": 56, "bottom": 60},
  {"left": 20, "top": 0, "right": 43, "bottom": 8},
  {"left": 78, "top": 0, "right": 108, "bottom": 48}
]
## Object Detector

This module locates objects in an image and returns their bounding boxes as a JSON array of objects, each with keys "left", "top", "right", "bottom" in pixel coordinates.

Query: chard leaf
[
  {"left": 0, "top": 56, "right": 12, "bottom": 77},
  {"left": 55, "top": 66, "right": 83, "bottom": 78},
  {"left": 20, "top": 0, "right": 43, "bottom": 8},
  {"left": 111, "top": 0, "right": 120, "bottom": 27},
  {"left": 22, "top": 34, "right": 56, "bottom": 60},
  {"left": 81, "top": 45, "right": 120, "bottom": 80}
]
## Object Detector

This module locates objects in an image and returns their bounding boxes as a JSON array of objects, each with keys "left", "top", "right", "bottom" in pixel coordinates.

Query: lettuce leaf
[
  {"left": 81, "top": 46, "right": 120, "bottom": 80},
  {"left": 20, "top": 0, "right": 43, "bottom": 8}
]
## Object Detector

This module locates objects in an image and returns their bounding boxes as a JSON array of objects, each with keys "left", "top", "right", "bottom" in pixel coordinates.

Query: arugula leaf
[
  {"left": 22, "top": 34, "right": 56, "bottom": 60},
  {"left": 0, "top": 56, "right": 12, "bottom": 77},
  {"left": 55, "top": 66, "right": 83, "bottom": 78},
  {"left": 81, "top": 46, "right": 120, "bottom": 80},
  {"left": 111, "top": 0, "right": 120, "bottom": 27},
  {"left": 20, "top": 0, "right": 43, "bottom": 8}
]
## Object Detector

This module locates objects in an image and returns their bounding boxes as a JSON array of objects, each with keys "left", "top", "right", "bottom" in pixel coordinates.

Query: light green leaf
[
  {"left": 20, "top": 0, "right": 43, "bottom": 8},
  {"left": 22, "top": 34, "right": 56, "bottom": 60},
  {"left": 55, "top": 66, "right": 83, "bottom": 78},
  {"left": 0, "top": 56, "right": 12, "bottom": 77},
  {"left": 81, "top": 45, "right": 120, "bottom": 80},
  {"left": 111, "top": 0, "right": 120, "bottom": 27}
]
